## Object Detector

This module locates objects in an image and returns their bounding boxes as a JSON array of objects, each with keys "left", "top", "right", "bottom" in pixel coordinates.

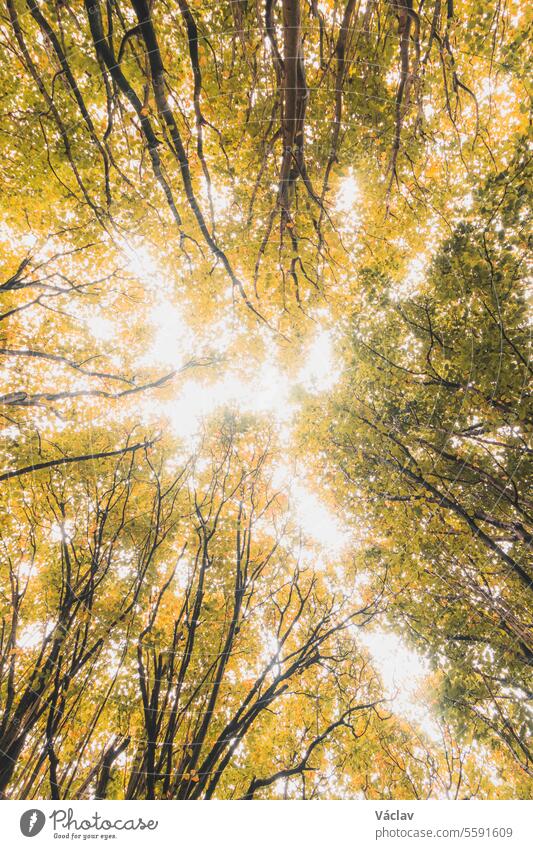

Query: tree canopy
[{"left": 0, "top": 0, "right": 531, "bottom": 799}]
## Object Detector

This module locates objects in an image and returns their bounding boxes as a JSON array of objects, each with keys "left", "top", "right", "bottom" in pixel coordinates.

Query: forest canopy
[{"left": 0, "top": 0, "right": 531, "bottom": 799}]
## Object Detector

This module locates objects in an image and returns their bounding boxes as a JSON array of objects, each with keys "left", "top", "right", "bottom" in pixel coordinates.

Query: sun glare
[
  {"left": 137, "top": 305, "right": 341, "bottom": 450},
  {"left": 335, "top": 169, "right": 360, "bottom": 213}
]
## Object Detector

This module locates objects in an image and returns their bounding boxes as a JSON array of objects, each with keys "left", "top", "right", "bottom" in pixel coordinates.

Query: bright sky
[
  {"left": 134, "top": 289, "right": 340, "bottom": 449},
  {"left": 359, "top": 628, "right": 440, "bottom": 741}
]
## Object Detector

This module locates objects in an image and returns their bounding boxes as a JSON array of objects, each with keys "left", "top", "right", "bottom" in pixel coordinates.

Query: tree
[
  {"left": 0, "top": 0, "right": 530, "bottom": 800},
  {"left": 300, "top": 145, "right": 532, "bottom": 777}
]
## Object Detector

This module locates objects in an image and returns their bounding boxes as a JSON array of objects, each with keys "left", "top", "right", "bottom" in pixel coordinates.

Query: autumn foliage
[{"left": 0, "top": 0, "right": 531, "bottom": 799}]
